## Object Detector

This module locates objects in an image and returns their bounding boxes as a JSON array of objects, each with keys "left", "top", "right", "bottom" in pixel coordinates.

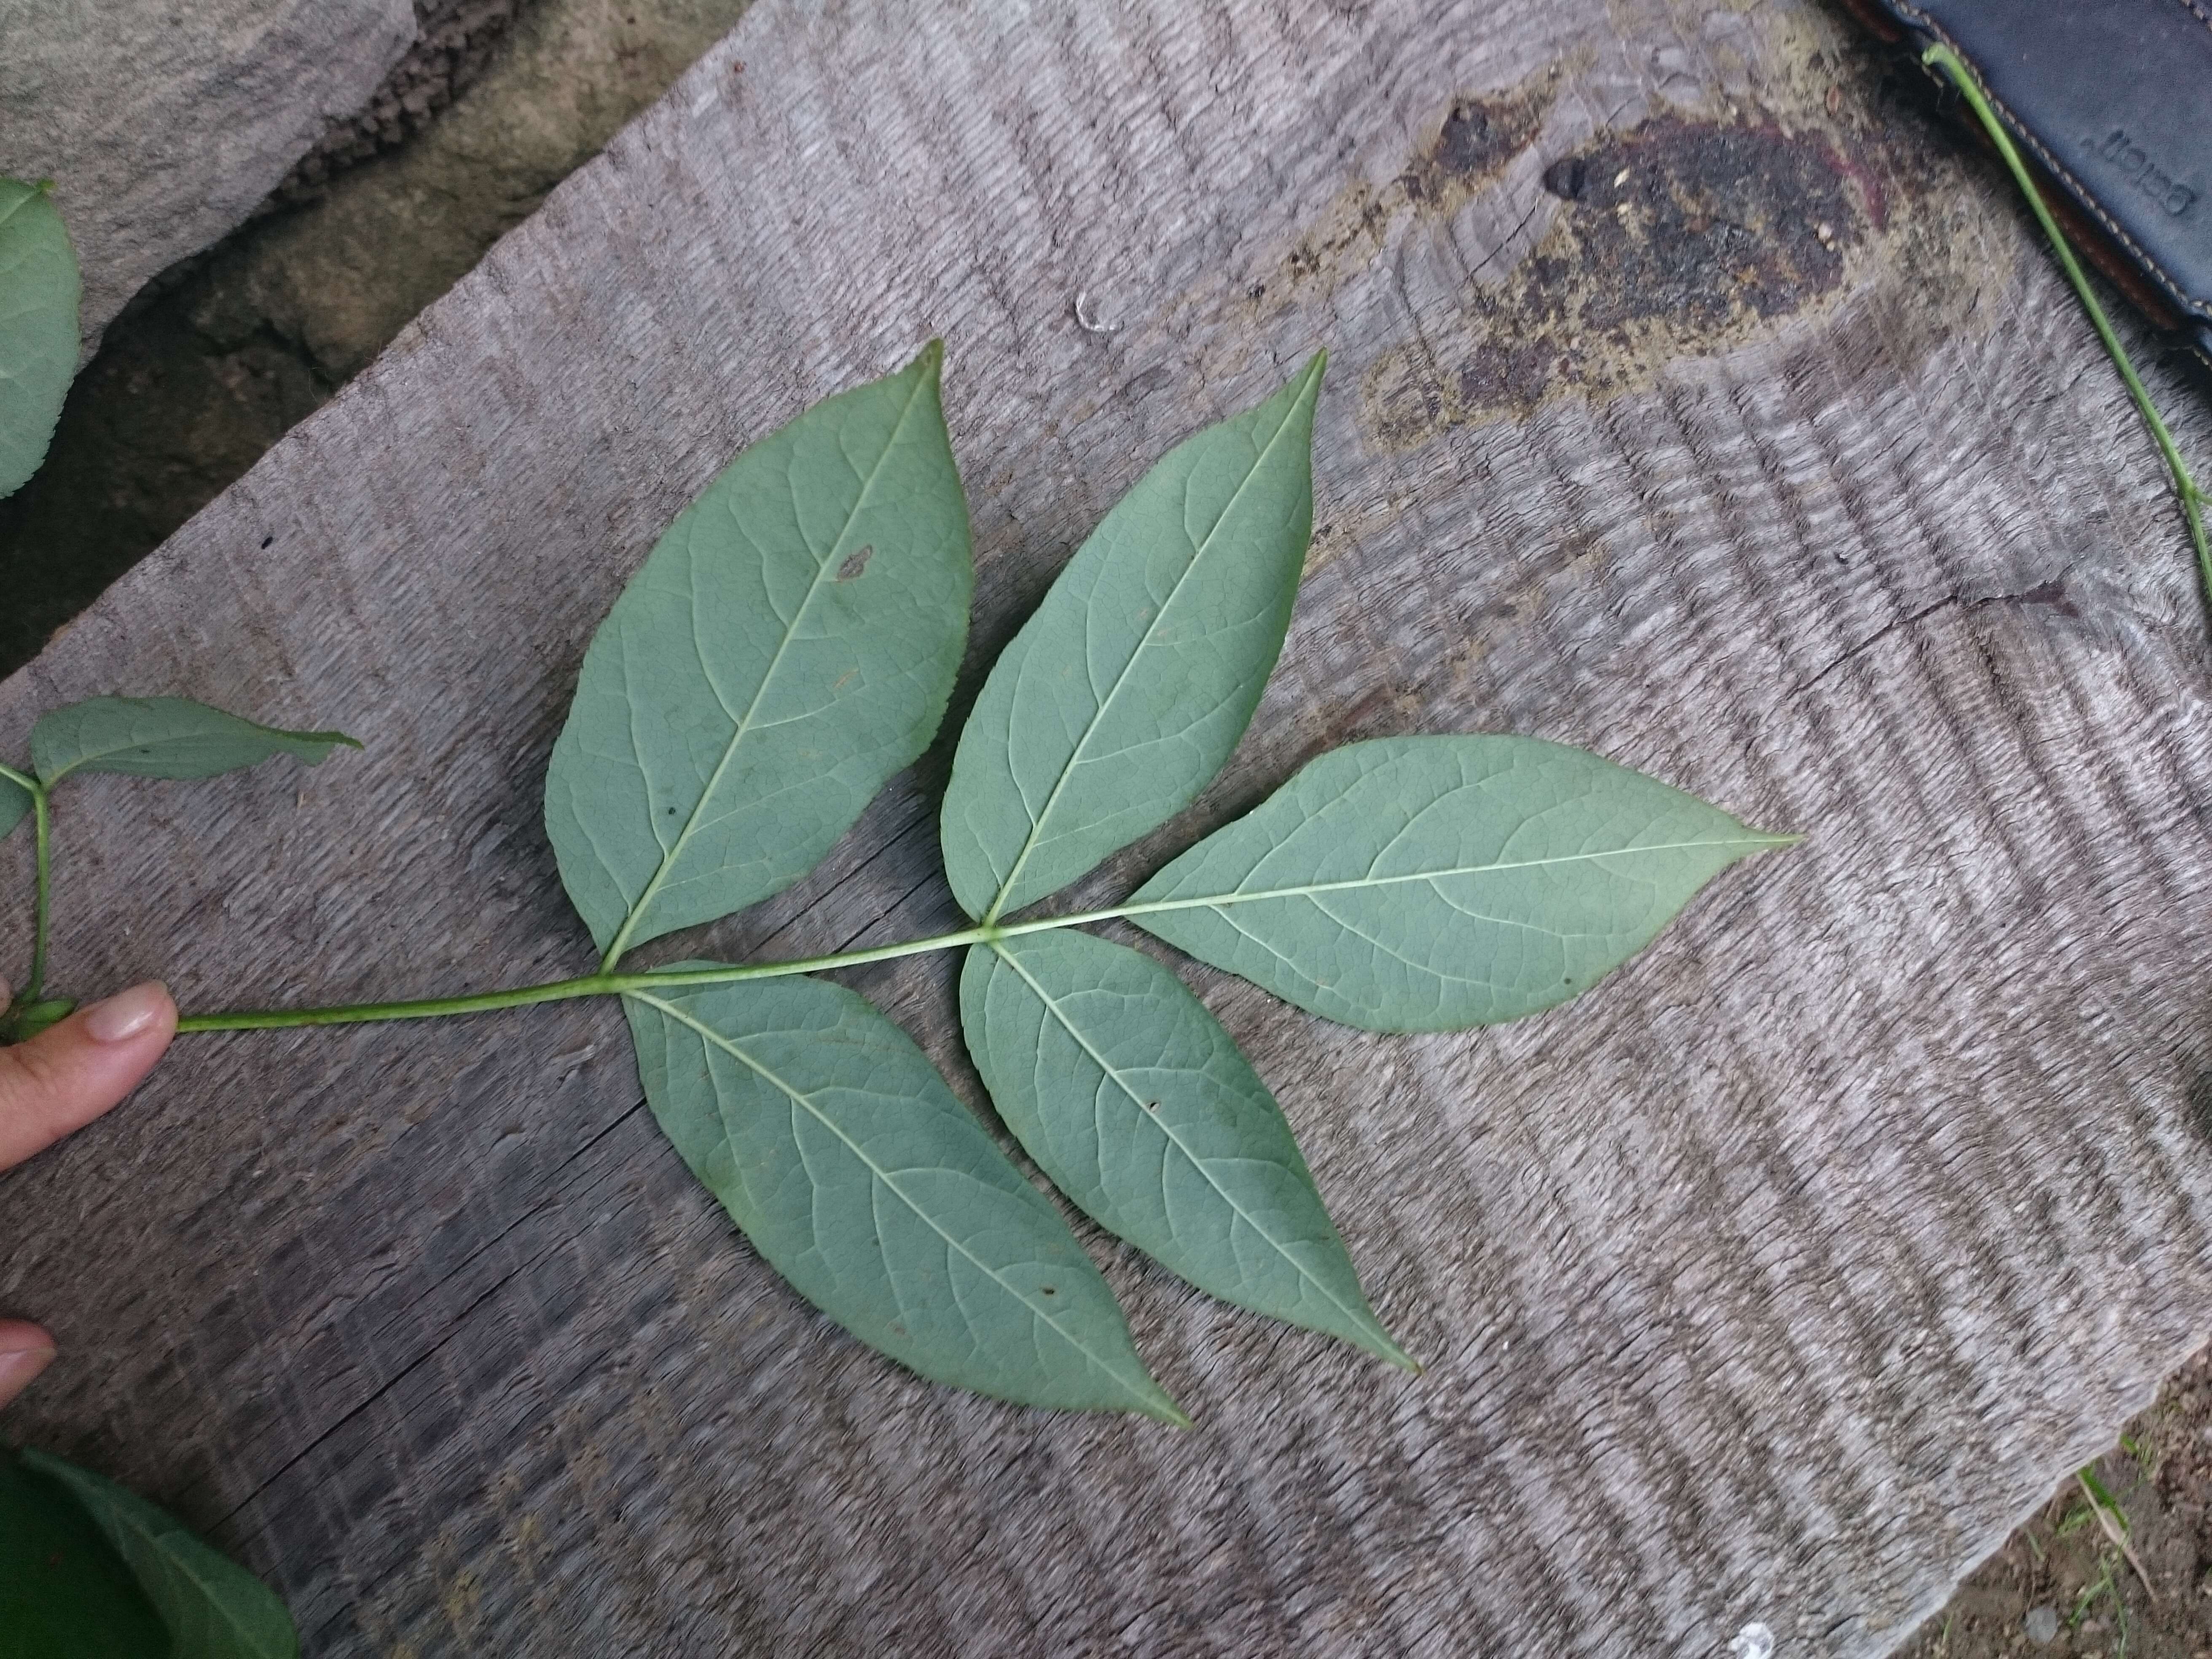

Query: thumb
[
  {"left": 0, "top": 980, "right": 175, "bottom": 1171},
  {"left": 0, "top": 1318, "right": 55, "bottom": 1411}
]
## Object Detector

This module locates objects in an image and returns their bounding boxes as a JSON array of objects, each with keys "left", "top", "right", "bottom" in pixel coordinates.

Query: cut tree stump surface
[{"left": 4, "top": 2, "right": 2211, "bottom": 1654}]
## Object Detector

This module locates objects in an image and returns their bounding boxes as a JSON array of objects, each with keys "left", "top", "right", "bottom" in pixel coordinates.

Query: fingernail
[
  {"left": 82, "top": 982, "right": 170, "bottom": 1043},
  {"left": 0, "top": 1342, "right": 54, "bottom": 1396}
]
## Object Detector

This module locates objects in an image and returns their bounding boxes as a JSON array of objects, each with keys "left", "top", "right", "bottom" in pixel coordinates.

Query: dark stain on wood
[
  {"left": 1361, "top": 35, "right": 2008, "bottom": 449},
  {"left": 1419, "top": 91, "right": 1549, "bottom": 190},
  {"left": 1552, "top": 117, "right": 1855, "bottom": 327},
  {"left": 1268, "top": 69, "right": 1562, "bottom": 301}
]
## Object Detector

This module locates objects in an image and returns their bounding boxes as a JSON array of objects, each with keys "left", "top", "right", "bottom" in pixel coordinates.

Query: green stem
[
  {"left": 177, "top": 926, "right": 1000, "bottom": 1031},
  {"left": 174, "top": 899, "right": 1272, "bottom": 1033},
  {"left": 174, "top": 904, "right": 1215, "bottom": 1033},
  {"left": 177, "top": 972, "right": 618, "bottom": 1031},
  {"left": 27, "top": 789, "right": 50, "bottom": 1005},
  {"left": 1923, "top": 42, "right": 2212, "bottom": 608},
  {"left": 1, "top": 761, "right": 51, "bottom": 1005},
  {"left": 176, "top": 834, "right": 1798, "bottom": 1031}
]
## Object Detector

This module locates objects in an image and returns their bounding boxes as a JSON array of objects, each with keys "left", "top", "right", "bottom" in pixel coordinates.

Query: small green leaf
[
  {"left": 0, "top": 177, "right": 81, "bottom": 499},
  {"left": 0, "top": 1450, "right": 169, "bottom": 1658},
  {"left": 548, "top": 344, "right": 973, "bottom": 962},
  {"left": 623, "top": 969, "right": 1185, "bottom": 1421},
  {"left": 962, "top": 928, "right": 1411, "bottom": 1367},
  {"left": 16, "top": 1448, "right": 297, "bottom": 1659},
  {"left": 941, "top": 353, "right": 1324, "bottom": 922},
  {"left": 1130, "top": 736, "right": 1796, "bottom": 1032},
  {"left": 30, "top": 698, "right": 359, "bottom": 786},
  {"left": 0, "top": 770, "right": 28, "bottom": 841}
]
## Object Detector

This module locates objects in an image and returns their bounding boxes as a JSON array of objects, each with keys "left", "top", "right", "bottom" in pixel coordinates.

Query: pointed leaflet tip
[
  {"left": 30, "top": 697, "right": 359, "bottom": 785},
  {"left": 1143, "top": 1393, "right": 1197, "bottom": 1430},
  {"left": 940, "top": 350, "right": 1325, "bottom": 919},
  {"left": 546, "top": 352, "right": 972, "bottom": 958},
  {"left": 910, "top": 337, "right": 945, "bottom": 378},
  {"left": 959, "top": 930, "right": 1407, "bottom": 1368},
  {"left": 1131, "top": 735, "right": 1795, "bottom": 1033}
]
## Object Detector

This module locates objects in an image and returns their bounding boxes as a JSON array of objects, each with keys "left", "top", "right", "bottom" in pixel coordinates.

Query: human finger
[
  {"left": 0, "top": 981, "right": 176, "bottom": 1170},
  {"left": 0, "top": 1318, "right": 56, "bottom": 1410}
]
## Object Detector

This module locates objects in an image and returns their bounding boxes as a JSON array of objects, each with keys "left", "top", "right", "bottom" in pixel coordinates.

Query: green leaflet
[
  {"left": 1130, "top": 736, "right": 1796, "bottom": 1033},
  {"left": 16, "top": 1449, "right": 297, "bottom": 1659},
  {"left": 0, "top": 178, "right": 80, "bottom": 499},
  {"left": 547, "top": 344, "right": 972, "bottom": 963},
  {"left": 30, "top": 698, "right": 360, "bottom": 785},
  {"left": 0, "top": 770, "right": 27, "bottom": 840},
  {"left": 0, "top": 1451, "right": 169, "bottom": 1658},
  {"left": 940, "top": 354, "right": 1322, "bottom": 923},
  {"left": 961, "top": 928, "right": 1411, "bottom": 1367},
  {"left": 623, "top": 969, "right": 1186, "bottom": 1422}
]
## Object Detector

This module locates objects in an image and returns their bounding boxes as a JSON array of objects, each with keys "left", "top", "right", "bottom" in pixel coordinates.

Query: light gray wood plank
[{"left": 4, "top": 1, "right": 2210, "bottom": 1653}]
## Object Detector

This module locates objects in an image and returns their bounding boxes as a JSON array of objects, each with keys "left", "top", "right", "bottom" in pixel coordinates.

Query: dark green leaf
[
  {"left": 940, "top": 354, "right": 1323, "bottom": 922},
  {"left": 30, "top": 698, "right": 359, "bottom": 786},
  {"left": 0, "top": 1450, "right": 168, "bottom": 1659},
  {"left": 0, "top": 177, "right": 81, "bottom": 499},
  {"left": 624, "top": 968, "right": 1184, "bottom": 1421},
  {"left": 962, "top": 929, "right": 1411, "bottom": 1366},
  {"left": 0, "top": 771, "right": 27, "bottom": 841},
  {"left": 1131, "top": 736, "right": 1797, "bottom": 1032},
  {"left": 16, "top": 1448, "right": 297, "bottom": 1659},
  {"left": 548, "top": 345, "right": 973, "bottom": 962}
]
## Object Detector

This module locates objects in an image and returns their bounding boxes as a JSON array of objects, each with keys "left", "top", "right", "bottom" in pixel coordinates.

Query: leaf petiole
[
  {"left": 176, "top": 927, "right": 997, "bottom": 1031},
  {"left": 0, "top": 759, "right": 51, "bottom": 1006},
  {"left": 1922, "top": 41, "right": 2212, "bottom": 610},
  {"left": 178, "top": 819, "right": 1799, "bottom": 1033}
]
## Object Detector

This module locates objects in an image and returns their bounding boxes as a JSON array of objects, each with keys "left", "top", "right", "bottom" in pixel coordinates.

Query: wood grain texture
[{"left": 5, "top": 1, "right": 2211, "bottom": 1653}]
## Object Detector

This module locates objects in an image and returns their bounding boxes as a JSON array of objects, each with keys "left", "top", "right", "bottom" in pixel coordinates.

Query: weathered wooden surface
[{"left": 4, "top": 1, "right": 2211, "bottom": 1653}]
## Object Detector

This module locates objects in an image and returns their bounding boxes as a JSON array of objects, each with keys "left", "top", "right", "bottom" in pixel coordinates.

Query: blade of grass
[
  {"left": 1923, "top": 42, "right": 2212, "bottom": 616},
  {"left": 2076, "top": 1468, "right": 2156, "bottom": 1600}
]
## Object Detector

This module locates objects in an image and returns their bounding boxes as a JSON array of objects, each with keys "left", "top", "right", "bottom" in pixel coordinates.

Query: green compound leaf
[
  {"left": 0, "top": 770, "right": 27, "bottom": 841},
  {"left": 0, "top": 178, "right": 81, "bottom": 499},
  {"left": 548, "top": 345, "right": 972, "bottom": 963},
  {"left": 30, "top": 698, "right": 359, "bottom": 786},
  {"left": 1130, "top": 736, "right": 1797, "bottom": 1033},
  {"left": 16, "top": 1448, "right": 298, "bottom": 1659},
  {"left": 961, "top": 928, "right": 1411, "bottom": 1367},
  {"left": 623, "top": 969, "right": 1185, "bottom": 1422},
  {"left": 0, "top": 1450, "right": 169, "bottom": 1659},
  {"left": 941, "top": 353, "right": 1323, "bottom": 923}
]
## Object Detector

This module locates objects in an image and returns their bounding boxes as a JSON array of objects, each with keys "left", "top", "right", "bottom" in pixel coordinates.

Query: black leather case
[{"left": 1845, "top": 0, "right": 2212, "bottom": 362}]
